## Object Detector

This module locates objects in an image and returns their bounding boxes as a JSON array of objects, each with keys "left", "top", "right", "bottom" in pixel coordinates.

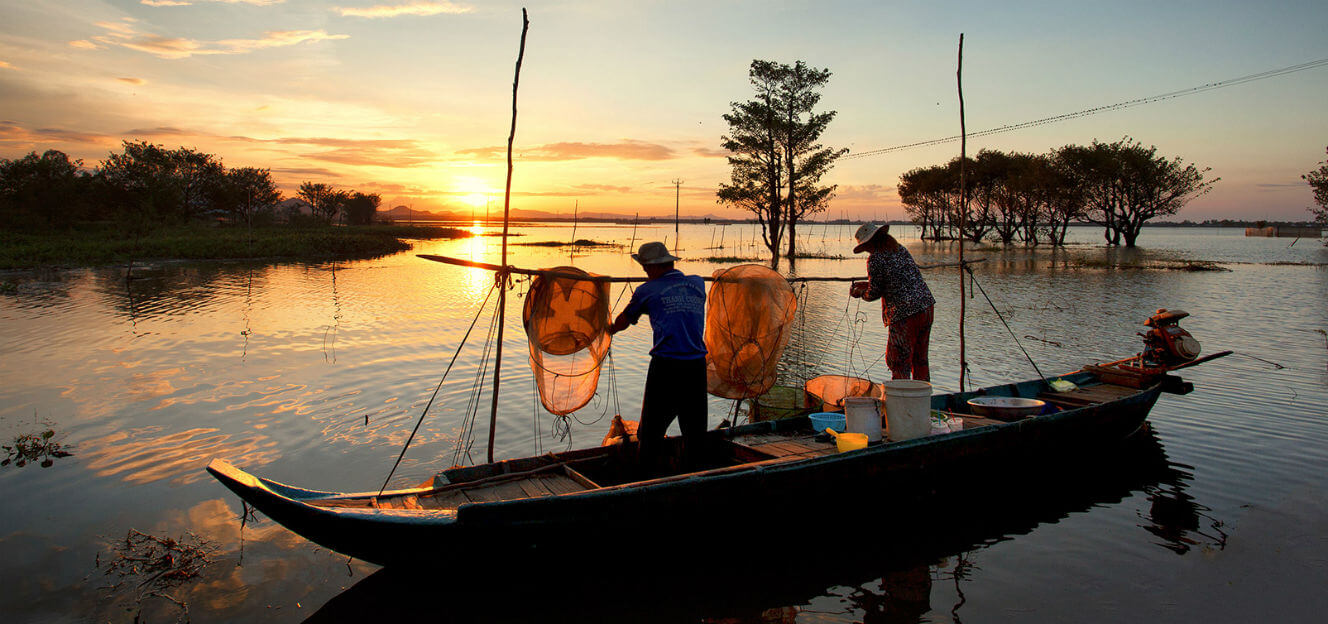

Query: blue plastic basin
[{"left": 809, "top": 412, "right": 847, "bottom": 433}]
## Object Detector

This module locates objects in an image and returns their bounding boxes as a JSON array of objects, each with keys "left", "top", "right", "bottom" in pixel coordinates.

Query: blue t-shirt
[{"left": 620, "top": 269, "right": 707, "bottom": 360}]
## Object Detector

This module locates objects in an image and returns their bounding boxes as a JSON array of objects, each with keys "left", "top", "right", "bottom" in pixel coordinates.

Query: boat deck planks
[
  {"left": 1039, "top": 382, "right": 1138, "bottom": 409},
  {"left": 536, "top": 473, "right": 589, "bottom": 495},
  {"left": 736, "top": 432, "right": 836, "bottom": 459}
]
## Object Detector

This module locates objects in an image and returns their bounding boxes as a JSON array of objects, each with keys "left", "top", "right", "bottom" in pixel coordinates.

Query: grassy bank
[{"left": 0, "top": 224, "right": 471, "bottom": 270}]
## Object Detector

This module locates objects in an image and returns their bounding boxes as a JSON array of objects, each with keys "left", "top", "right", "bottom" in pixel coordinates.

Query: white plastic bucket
[
  {"left": 842, "top": 397, "right": 883, "bottom": 442},
  {"left": 884, "top": 380, "right": 932, "bottom": 441}
]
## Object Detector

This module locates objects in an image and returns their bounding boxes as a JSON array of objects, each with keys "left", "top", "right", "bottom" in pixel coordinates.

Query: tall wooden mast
[
  {"left": 957, "top": 33, "right": 969, "bottom": 392},
  {"left": 487, "top": 9, "right": 529, "bottom": 463}
]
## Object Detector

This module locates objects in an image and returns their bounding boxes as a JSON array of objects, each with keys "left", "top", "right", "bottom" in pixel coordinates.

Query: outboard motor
[{"left": 1140, "top": 309, "right": 1201, "bottom": 367}]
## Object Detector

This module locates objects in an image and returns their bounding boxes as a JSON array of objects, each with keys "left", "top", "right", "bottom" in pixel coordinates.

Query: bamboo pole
[
  {"left": 487, "top": 9, "right": 529, "bottom": 464},
  {"left": 419, "top": 253, "right": 981, "bottom": 283},
  {"left": 957, "top": 33, "right": 969, "bottom": 392}
]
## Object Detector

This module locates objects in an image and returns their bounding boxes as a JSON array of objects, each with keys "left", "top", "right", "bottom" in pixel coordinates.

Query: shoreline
[{"left": 0, "top": 224, "right": 471, "bottom": 271}]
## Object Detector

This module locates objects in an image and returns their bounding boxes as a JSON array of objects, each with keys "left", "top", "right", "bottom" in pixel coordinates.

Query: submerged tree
[
  {"left": 898, "top": 164, "right": 954, "bottom": 240},
  {"left": 1305, "top": 147, "right": 1328, "bottom": 236},
  {"left": 718, "top": 59, "right": 845, "bottom": 268},
  {"left": 719, "top": 61, "right": 785, "bottom": 268},
  {"left": 1059, "top": 138, "right": 1216, "bottom": 247},
  {"left": 777, "top": 61, "right": 847, "bottom": 260}
]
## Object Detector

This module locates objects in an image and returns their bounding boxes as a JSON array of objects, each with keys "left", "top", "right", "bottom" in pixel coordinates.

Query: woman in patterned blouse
[{"left": 849, "top": 223, "right": 935, "bottom": 381}]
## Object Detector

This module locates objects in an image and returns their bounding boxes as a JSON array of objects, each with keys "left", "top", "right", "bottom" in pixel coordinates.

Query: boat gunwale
[{"left": 207, "top": 371, "right": 1162, "bottom": 523}]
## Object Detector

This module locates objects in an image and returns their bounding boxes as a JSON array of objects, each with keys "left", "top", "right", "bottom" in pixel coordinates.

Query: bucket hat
[
  {"left": 631, "top": 241, "right": 681, "bottom": 265},
  {"left": 852, "top": 223, "right": 889, "bottom": 253}
]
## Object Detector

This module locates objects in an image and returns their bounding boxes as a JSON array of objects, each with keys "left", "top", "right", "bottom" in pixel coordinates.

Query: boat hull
[{"left": 207, "top": 372, "right": 1164, "bottom": 566}]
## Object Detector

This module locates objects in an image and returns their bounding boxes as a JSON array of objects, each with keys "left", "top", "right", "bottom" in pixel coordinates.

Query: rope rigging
[
  {"left": 844, "top": 56, "right": 1328, "bottom": 160},
  {"left": 378, "top": 282, "right": 497, "bottom": 494},
  {"left": 962, "top": 264, "right": 1048, "bottom": 385}
]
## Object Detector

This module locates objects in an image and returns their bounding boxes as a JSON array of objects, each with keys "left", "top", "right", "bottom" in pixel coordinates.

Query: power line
[{"left": 844, "top": 57, "right": 1328, "bottom": 160}]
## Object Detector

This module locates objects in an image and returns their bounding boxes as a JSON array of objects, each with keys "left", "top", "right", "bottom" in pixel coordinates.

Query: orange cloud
[
  {"left": 270, "top": 166, "right": 344, "bottom": 178},
  {"left": 692, "top": 146, "right": 729, "bottom": 158},
  {"left": 457, "top": 140, "right": 676, "bottom": 162},
  {"left": 141, "top": 0, "right": 286, "bottom": 5},
  {"left": 835, "top": 184, "right": 896, "bottom": 202},
  {"left": 572, "top": 183, "right": 632, "bottom": 193},
  {"left": 226, "top": 134, "right": 439, "bottom": 167},
  {"left": 336, "top": 1, "right": 473, "bottom": 18},
  {"left": 124, "top": 126, "right": 195, "bottom": 137},
  {"left": 85, "top": 20, "right": 347, "bottom": 59},
  {"left": 117, "top": 77, "right": 147, "bottom": 85},
  {"left": 0, "top": 121, "right": 117, "bottom": 146},
  {"left": 0, "top": 60, "right": 14, "bottom": 70}
]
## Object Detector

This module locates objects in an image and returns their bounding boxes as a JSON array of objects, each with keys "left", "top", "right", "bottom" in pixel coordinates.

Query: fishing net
[
  {"left": 704, "top": 264, "right": 798, "bottom": 399},
  {"left": 803, "top": 375, "right": 884, "bottom": 412},
  {"left": 523, "top": 266, "right": 611, "bottom": 415}
]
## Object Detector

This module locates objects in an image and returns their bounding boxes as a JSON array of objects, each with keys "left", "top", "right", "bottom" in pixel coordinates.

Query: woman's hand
[{"left": 849, "top": 281, "right": 868, "bottom": 299}]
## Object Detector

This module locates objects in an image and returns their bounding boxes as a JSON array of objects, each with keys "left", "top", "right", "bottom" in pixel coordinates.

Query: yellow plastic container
[{"left": 825, "top": 428, "right": 869, "bottom": 453}]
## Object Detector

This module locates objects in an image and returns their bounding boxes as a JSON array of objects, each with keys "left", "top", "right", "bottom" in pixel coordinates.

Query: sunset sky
[{"left": 1, "top": 1, "right": 1326, "bottom": 221}]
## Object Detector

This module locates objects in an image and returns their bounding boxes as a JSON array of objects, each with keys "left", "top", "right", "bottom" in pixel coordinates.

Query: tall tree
[
  {"left": 171, "top": 146, "right": 224, "bottom": 220},
  {"left": 297, "top": 181, "right": 342, "bottom": 223},
  {"left": 898, "top": 164, "right": 953, "bottom": 240},
  {"left": 98, "top": 141, "right": 182, "bottom": 225},
  {"left": 1039, "top": 151, "right": 1086, "bottom": 246},
  {"left": 1305, "top": 147, "right": 1328, "bottom": 233},
  {"left": 1058, "top": 138, "right": 1215, "bottom": 247},
  {"left": 777, "top": 61, "right": 847, "bottom": 260},
  {"left": 0, "top": 150, "right": 88, "bottom": 227},
  {"left": 97, "top": 141, "right": 225, "bottom": 223},
  {"left": 719, "top": 61, "right": 785, "bottom": 268},
  {"left": 1112, "top": 139, "right": 1216, "bottom": 247},
  {"left": 343, "top": 191, "right": 381, "bottom": 226},
  {"left": 719, "top": 60, "right": 846, "bottom": 268},
  {"left": 218, "top": 167, "right": 281, "bottom": 225}
]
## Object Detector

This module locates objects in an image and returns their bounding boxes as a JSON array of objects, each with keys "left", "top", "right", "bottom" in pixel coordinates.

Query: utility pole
[{"left": 671, "top": 178, "right": 682, "bottom": 253}]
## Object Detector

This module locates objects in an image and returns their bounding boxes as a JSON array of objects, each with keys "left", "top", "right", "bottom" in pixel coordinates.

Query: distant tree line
[
  {"left": 899, "top": 138, "right": 1218, "bottom": 248},
  {"left": 0, "top": 141, "right": 380, "bottom": 229}
]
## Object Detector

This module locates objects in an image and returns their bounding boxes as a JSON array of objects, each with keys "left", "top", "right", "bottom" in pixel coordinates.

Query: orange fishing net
[
  {"left": 523, "top": 267, "right": 611, "bottom": 415},
  {"left": 704, "top": 264, "right": 798, "bottom": 399},
  {"left": 803, "top": 375, "right": 884, "bottom": 412}
]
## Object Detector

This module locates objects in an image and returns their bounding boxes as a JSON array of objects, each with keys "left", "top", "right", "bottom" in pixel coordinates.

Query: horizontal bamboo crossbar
[{"left": 418, "top": 254, "right": 984, "bottom": 283}]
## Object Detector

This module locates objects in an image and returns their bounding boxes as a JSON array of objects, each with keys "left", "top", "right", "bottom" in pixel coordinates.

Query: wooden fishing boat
[{"left": 207, "top": 367, "right": 1193, "bottom": 567}]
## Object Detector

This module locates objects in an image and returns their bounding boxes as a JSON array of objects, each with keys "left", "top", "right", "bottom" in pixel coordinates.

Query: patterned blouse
[{"left": 864, "top": 246, "right": 935, "bottom": 325}]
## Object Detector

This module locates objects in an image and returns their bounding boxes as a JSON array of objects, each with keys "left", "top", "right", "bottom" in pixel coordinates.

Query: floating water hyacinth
[{"left": 1, "top": 429, "right": 72, "bottom": 468}]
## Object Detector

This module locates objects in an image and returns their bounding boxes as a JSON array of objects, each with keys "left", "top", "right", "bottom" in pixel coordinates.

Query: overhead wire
[{"left": 844, "top": 57, "right": 1328, "bottom": 160}]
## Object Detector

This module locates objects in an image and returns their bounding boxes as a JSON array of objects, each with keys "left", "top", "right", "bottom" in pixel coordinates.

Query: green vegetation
[
  {"left": 0, "top": 140, "right": 384, "bottom": 230},
  {"left": 1305, "top": 147, "right": 1328, "bottom": 238},
  {"left": 791, "top": 252, "right": 847, "bottom": 260},
  {"left": 702, "top": 255, "right": 765, "bottom": 263},
  {"left": 1069, "top": 256, "right": 1229, "bottom": 272},
  {"left": 900, "top": 139, "right": 1216, "bottom": 247},
  {"left": 514, "top": 239, "right": 619, "bottom": 248},
  {"left": 0, "top": 140, "right": 466, "bottom": 268},
  {"left": 0, "top": 224, "right": 469, "bottom": 269}
]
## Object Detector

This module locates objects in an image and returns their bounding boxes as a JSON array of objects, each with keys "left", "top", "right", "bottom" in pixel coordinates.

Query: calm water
[{"left": 1, "top": 224, "right": 1325, "bottom": 622}]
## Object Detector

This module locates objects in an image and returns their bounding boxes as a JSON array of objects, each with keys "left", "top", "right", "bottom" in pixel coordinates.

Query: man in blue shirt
[{"left": 610, "top": 241, "right": 707, "bottom": 476}]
